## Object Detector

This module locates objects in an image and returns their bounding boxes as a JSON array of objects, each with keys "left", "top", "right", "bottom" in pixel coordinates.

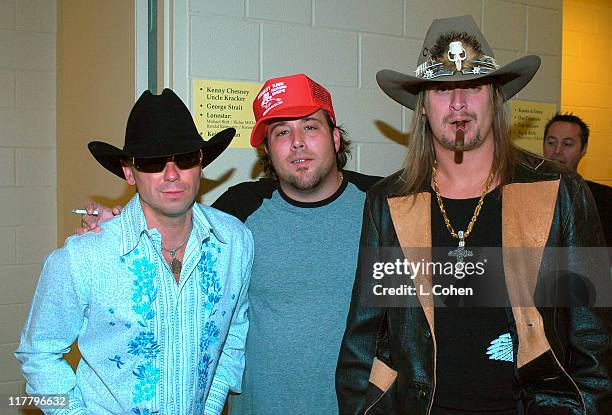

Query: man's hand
[{"left": 77, "top": 201, "right": 122, "bottom": 235}]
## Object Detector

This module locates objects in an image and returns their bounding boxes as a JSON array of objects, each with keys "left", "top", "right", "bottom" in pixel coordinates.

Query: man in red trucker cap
[
  {"left": 80, "top": 74, "right": 382, "bottom": 414},
  {"left": 212, "top": 74, "right": 381, "bottom": 414}
]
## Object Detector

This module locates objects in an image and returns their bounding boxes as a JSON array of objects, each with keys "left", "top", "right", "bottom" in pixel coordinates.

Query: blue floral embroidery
[
  {"left": 128, "top": 331, "right": 160, "bottom": 359},
  {"left": 201, "top": 322, "right": 220, "bottom": 352},
  {"left": 132, "top": 363, "right": 161, "bottom": 404},
  {"left": 132, "top": 409, "right": 159, "bottom": 415},
  {"left": 124, "top": 252, "right": 160, "bottom": 409},
  {"left": 198, "top": 249, "right": 222, "bottom": 313},
  {"left": 196, "top": 242, "right": 223, "bottom": 394},
  {"left": 129, "top": 257, "right": 158, "bottom": 325},
  {"left": 197, "top": 353, "right": 214, "bottom": 390},
  {"left": 109, "top": 355, "right": 125, "bottom": 369}
]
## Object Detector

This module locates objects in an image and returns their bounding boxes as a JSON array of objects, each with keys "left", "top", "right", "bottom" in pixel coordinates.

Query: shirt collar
[
  {"left": 119, "top": 194, "right": 152, "bottom": 256},
  {"left": 119, "top": 195, "right": 226, "bottom": 256},
  {"left": 191, "top": 202, "right": 227, "bottom": 245}
]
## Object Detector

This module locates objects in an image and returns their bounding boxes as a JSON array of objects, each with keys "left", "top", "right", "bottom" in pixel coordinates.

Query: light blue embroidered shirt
[{"left": 16, "top": 195, "right": 253, "bottom": 415}]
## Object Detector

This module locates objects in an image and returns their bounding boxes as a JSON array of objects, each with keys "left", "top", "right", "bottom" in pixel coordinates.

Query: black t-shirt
[
  {"left": 430, "top": 188, "right": 517, "bottom": 415},
  {"left": 211, "top": 170, "right": 381, "bottom": 221}
]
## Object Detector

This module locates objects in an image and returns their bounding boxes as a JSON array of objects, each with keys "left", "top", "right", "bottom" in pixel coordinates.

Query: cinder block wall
[
  {"left": 561, "top": 0, "right": 612, "bottom": 186},
  {"left": 0, "top": 0, "right": 57, "bottom": 403},
  {"left": 189, "top": 0, "right": 563, "bottom": 203}
]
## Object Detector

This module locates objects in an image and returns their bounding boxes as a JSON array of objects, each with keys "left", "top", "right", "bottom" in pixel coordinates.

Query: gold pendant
[{"left": 170, "top": 258, "right": 182, "bottom": 275}]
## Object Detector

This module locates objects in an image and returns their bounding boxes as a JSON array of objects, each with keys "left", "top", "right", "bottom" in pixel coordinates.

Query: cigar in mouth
[{"left": 454, "top": 121, "right": 465, "bottom": 164}]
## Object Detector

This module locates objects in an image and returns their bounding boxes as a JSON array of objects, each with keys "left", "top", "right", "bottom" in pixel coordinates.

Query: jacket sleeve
[
  {"left": 560, "top": 177, "right": 612, "bottom": 413},
  {"left": 336, "top": 193, "right": 388, "bottom": 414},
  {"left": 204, "top": 226, "right": 254, "bottom": 415},
  {"left": 15, "top": 245, "right": 90, "bottom": 415}
]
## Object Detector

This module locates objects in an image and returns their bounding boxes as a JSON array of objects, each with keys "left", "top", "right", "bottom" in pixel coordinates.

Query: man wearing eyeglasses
[{"left": 16, "top": 89, "right": 254, "bottom": 415}]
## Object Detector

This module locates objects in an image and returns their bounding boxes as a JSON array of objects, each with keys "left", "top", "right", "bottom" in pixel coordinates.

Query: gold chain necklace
[
  {"left": 431, "top": 164, "right": 494, "bottom": 253},
  {"left": 162, "top": 232, "right": 190, "bottom": 275}
]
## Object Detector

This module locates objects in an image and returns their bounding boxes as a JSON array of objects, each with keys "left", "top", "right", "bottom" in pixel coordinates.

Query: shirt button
[
  {"left": 419, "top": 390, "right": 428, "bottom": 399},
  {"left": 424, "top": 330, "right": 431, "bottom": 338}
]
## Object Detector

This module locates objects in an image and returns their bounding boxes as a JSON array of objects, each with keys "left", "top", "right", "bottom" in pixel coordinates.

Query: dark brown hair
[{"left": 258, "top": 111, "right": 351, "bottom": 178}]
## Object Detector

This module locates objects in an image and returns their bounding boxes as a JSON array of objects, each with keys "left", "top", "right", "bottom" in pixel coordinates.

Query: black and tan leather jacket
[{"left": 336, "top": 150, "right": 612, "bottom": 414}]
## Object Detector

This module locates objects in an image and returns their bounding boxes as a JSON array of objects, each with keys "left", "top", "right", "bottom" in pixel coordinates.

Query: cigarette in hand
[{"left": 71, "top": 209, "right": 99, "bottom": 216}]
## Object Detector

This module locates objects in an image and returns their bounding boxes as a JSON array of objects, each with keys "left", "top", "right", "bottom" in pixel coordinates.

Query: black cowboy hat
[
  {"left": 88, "top": 88, "right": 235, "bottom": 179},
  {"left": 376, "top": 15, "right": 541, "bottom": 110}
]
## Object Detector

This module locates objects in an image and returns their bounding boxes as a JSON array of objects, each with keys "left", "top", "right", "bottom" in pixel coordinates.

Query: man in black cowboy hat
[
  {"left": 336, "top": 15, "right": 611, "bottom": 414},
  {"left": 16, "top": 89, "right": 254, "bottom": 415}
]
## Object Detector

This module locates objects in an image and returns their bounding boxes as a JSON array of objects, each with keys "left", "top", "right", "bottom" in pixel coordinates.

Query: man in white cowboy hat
[
  {"left": 16, "top": 89, "right": 253, "bottom": 415},
  {"left": 336, "top": 15, "right": 611, "bottom": 414}
]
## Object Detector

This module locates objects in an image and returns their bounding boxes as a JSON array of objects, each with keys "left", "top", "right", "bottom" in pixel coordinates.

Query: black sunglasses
[{"left": 126, "top": 149, "right": 203, "bottom": 173}]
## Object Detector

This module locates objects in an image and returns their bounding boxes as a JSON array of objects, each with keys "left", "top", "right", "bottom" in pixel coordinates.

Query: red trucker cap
[{"left": 250, "top": 74, "right": 336, "bottom": 147}]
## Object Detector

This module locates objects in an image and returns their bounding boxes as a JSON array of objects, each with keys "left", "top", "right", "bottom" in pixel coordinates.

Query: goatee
[
  {"left": 438, "top": 132, "right": 484, "bottom": 152},
  {"left": 287, "top": 164, "right": 332, "bottom": 191}
]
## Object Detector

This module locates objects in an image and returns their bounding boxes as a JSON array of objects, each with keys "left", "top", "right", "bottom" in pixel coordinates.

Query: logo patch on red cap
[{"left": 258, "top": 81, "right": 288, "bottom": 116}]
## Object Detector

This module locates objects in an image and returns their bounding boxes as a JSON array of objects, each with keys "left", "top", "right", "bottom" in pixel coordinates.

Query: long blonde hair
[{"left": 398, "top": 83, "right": 516, "bottom": 195}]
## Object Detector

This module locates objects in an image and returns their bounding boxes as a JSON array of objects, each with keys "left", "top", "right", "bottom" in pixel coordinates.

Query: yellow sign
[
  {"left": 194, "top": 79, "right": 263, "bottom": 148},
  {"left": 510, "top": 100, "right": 557, "bottom": 154}
]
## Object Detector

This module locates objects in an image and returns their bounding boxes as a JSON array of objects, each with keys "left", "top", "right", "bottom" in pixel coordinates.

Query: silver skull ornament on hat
[{"left": 376, "top": 15, "right": 541, "bottom": 110}]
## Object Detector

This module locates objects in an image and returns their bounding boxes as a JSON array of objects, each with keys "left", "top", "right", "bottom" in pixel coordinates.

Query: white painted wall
[
  {"left": 174, "top": 0, "right": 562, "bottom": 204},
  {"left": 0, "top": 0, "right": 57, "bottom": 403}
]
